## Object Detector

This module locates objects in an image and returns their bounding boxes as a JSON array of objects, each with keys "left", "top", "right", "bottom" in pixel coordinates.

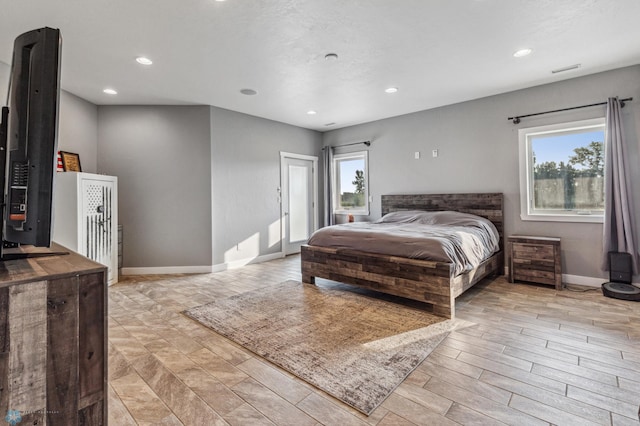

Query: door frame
[{"left": 280, "top": 152, "right": 319, "bottom": 255}]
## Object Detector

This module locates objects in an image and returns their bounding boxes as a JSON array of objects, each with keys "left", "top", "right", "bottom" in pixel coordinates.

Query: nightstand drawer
[
  {"left": 514, "top": 269, "right": 556, "bottom": 285},
  {"left": 512, "top": 258, "right": 555, "bottom": 270},
  {"left": 512, "top": 243, "right": 554, "bottom": 259}
]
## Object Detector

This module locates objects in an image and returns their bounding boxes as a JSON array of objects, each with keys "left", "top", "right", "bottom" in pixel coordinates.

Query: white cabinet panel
[{"left": 53, "top": 172, "right": 118, "bottom": 285}]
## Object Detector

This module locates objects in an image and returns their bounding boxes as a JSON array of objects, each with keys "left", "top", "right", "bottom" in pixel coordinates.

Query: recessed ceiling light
[
  {"left": 307, "top": 110, "right": 317, "bottom": 115},
  {"left": 136, "top": 56, "right": 153, "bottom": 65},
  {"left": 513, "top": 48, "right": 532, "bottom": 58},
  {"left": 240, "top": 88, "right": 258, "bottom": 95},
  {"left": 385, "top": 87, "right": 399, "bottom": 94},
  {"left": 103, "top": 88, "right": 118, "bottom": 95},
  {"left": 324, "top": 53, "right": 338, "bottom": 61}
]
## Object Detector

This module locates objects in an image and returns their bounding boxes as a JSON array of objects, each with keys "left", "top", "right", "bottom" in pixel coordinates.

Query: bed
[{"left": 301, "top": 193, "right": 504, "bottom": 319}]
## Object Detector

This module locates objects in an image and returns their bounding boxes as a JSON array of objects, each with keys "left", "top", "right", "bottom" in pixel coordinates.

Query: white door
[{"left": 281, "top": 153, "right": 318, "bottom": 255}]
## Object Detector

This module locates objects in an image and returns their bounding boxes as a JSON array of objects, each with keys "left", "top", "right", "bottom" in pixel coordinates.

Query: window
[
  {"left": 333, "top": 151, "right": 369, "bottom": 215},
  {"left": 518, "top": 117, "right": 605, "bottom": 223}
]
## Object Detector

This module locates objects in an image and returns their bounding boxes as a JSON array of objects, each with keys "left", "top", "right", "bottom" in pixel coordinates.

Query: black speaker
[
  {"left": 602, "top": 251, "right": 640, "bottom": 301},
  {"left": 609, "top": 251, "right": 632, "bottom": 284}
]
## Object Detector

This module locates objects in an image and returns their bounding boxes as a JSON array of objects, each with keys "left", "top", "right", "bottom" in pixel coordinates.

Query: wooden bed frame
[{"left": 301, "top": 193, "right": 504, "bottom": 319}]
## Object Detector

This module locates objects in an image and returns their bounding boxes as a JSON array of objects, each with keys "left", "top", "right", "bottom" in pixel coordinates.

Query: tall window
[
  {"left": 333, "top": 151, "right": 369, "bottom": 215},
  {"left": 518, "top": 118, "right": 605, "bottom": 223}
]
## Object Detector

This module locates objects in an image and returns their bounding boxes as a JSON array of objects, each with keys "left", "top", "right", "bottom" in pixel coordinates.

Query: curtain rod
[
  {"left": 508, "top": 97, "right": 633, "bottom": 124},
  {"left": 322, "top": 140, "right": 371, "bottom": 150}
]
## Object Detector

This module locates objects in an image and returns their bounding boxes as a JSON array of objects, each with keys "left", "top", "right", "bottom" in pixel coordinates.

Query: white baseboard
[
  {"left": 121, "top": 252, "right": 285, "bottom": 276},
  {"left": 211, "top": 252, "right": 285, "bottom": 273},
  {"left": 119, "top": 258, "right": 620, "bottom": 287},
  {"left": 503, "top": 267, "right": 607, "bottom": 288},
  {"left": 562, "top": 274, "right": 607, "bottom": 288},
  {"left": 121, "top": 265, "right": 213, "bottom": 275}
]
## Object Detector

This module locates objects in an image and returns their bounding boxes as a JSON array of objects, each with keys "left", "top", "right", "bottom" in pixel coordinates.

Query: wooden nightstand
[{"left": 508, "top": 235, "right": 562, "bottom": 290}]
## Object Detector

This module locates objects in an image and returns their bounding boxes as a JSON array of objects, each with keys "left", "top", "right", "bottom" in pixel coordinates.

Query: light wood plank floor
[{"left": 108, "top": 255, "right": 640, "bottom": 425}]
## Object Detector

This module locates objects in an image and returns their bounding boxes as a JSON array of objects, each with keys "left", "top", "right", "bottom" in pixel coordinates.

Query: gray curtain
[
  {"left": 323, "top": 147, "right": 335, "bottom": 226},
  {"left": 602, "top": 97, "right": 638, "bottom": 273}
]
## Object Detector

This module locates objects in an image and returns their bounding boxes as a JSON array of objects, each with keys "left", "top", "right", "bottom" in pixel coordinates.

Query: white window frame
[
  {"left": 332, "top": 151, "right": 369, "bottom": 215},
  {"left": 518, "top": 117, "right": 605, "bottom": 223}
]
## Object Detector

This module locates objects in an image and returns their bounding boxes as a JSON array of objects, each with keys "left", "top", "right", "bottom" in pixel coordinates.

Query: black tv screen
[{"left": 1, "top": 27, "right": 61, "bottom": 249}]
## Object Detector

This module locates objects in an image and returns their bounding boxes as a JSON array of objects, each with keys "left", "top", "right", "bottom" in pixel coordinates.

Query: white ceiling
[{"left": 1, "top": 0, "right": 639, "bottom": 132}]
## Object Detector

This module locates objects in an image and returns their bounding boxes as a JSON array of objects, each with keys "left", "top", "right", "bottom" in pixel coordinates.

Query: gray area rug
[{"left": 183, "top": 280, "right": 469, "bottom": 415}]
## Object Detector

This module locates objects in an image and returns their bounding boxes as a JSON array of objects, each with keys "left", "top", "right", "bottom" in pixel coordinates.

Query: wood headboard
[{"left": 381, "top": 193, "right": 504, "bottom": 250}]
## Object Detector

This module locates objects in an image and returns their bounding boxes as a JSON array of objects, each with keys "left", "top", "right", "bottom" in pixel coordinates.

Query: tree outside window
[
  {"left": 519, "top": 118, "right": 605, "bottom": 223},
  {"left": 333, "top": 151, "right": 369, "bottom": 214}
]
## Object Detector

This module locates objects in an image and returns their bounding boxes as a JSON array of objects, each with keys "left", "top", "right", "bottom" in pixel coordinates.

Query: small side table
[{"left": 508, "top": 235, "right": 562, "bottom": 290}]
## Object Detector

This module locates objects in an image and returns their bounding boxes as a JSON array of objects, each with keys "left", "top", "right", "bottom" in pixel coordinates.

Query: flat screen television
[{"left": 0, "top": 27, "right": 62, "bottom": 260}]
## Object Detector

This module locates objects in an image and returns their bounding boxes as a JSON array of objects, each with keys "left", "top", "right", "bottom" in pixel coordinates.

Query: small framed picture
[{"left": 60, "top": 151, "right": 82, "bottom": 172}]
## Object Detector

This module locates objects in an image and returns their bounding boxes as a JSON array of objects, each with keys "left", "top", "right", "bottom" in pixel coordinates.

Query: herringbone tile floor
[{"left": 108, "top": 255, "right": 640, "bottom": 425}]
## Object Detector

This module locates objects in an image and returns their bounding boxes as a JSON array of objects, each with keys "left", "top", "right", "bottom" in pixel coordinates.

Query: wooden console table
[{"left": 0, "top": 244, "right": 107, "bottom": 425}]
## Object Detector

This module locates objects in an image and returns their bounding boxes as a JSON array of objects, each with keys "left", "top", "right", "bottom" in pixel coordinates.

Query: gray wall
[
  {"left": 97, "top": 106, "right": 212, "bottom": 269},
  {"left": 211, "top": 106, "right": 322, "bottom": 266},
  {"left": 323, "top": 65, "right": 640, "bottom": 280},
  {"left": 58, "top": 91, "right": 98, "bottom": 172},
  {"left": 0, "top": 61, "right": 8, "bottom": 97},
  {"left": 69, "top": 103, "right": 321, "bottom": 271}
]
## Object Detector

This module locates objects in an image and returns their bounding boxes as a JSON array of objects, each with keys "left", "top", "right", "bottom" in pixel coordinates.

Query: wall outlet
[
  {"left": 414, "top": 151, "right": 420, "bottom": 159},
  {"left": 432, "top": 149, "right": 439, "bottom": 158}
]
